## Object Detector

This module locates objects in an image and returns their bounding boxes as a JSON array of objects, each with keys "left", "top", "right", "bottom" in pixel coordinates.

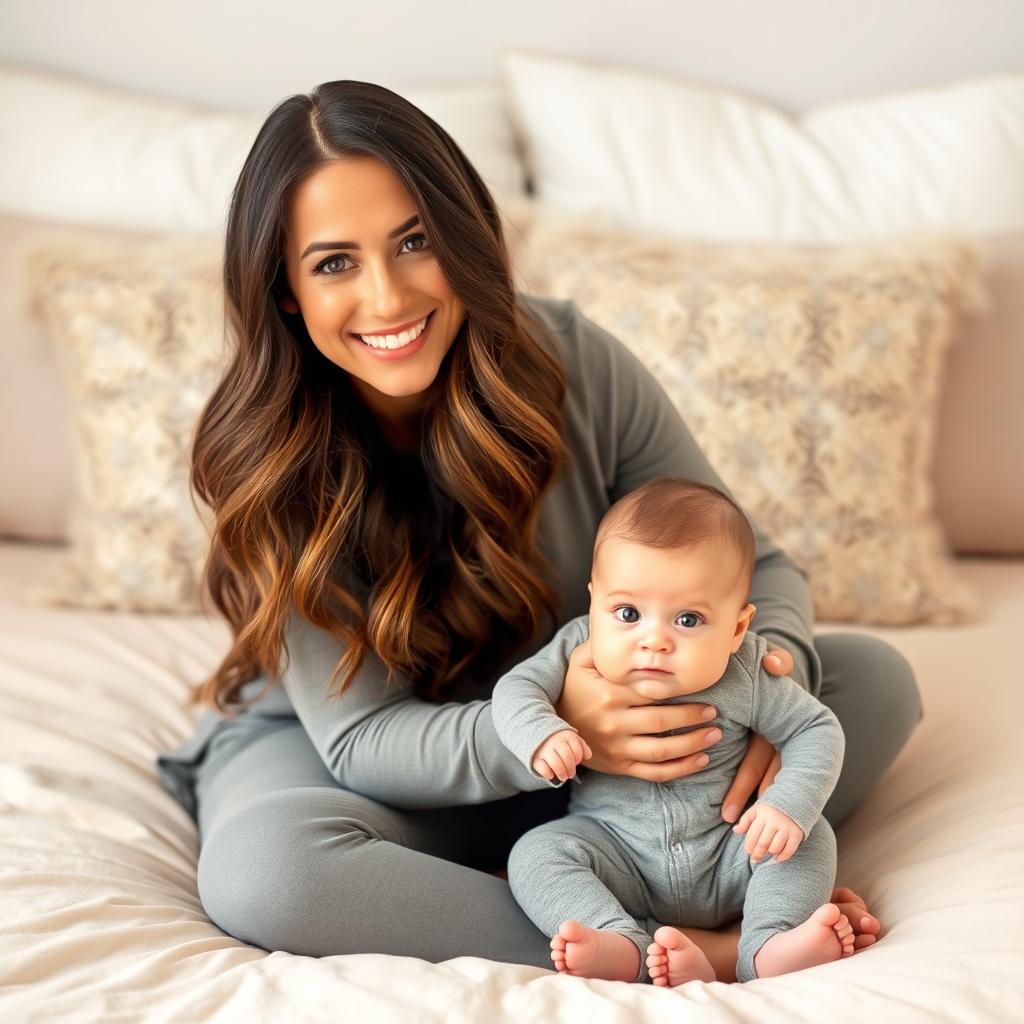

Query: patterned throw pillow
[
  {"left": 524, "top": 215, "right": 985, "bottom": 625},
  {"left": 24, "top": 240, "right": 223, "bottom": 612}
]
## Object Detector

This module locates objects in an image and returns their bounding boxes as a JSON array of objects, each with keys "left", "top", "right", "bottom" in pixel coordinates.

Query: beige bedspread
[{"left": 2, "top": 540, "right": 1022, "bottom": 1022}]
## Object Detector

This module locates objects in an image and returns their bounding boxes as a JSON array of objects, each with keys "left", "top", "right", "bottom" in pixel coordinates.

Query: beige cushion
[
  {"left": 22, "top": 239, "right": 222, "bottom": 611},
  {"left": 0, "top": 214, "right": 175, "bottom": 542},
  {"left": 932, "top": 232, "right": 1024, "bottom": 554},
  {"left": 522, "top": 213, "right": 985, "bottom": 625}
]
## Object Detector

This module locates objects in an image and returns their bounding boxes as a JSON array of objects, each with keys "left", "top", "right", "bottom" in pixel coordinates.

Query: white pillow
[
  {"left": 0, "top": 65, "right": 528, "bottom": 234},
  {"left": 499, "top": 51, "right": 1024, "bottom": 241}
]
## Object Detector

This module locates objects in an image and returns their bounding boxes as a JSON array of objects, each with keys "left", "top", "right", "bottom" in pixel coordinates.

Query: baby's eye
[
  {"left": 614, "top": 606, "right": 640, "bottom": 624},
  {"left": 676, "top": 612, "right": 704, "bottom": 628}
]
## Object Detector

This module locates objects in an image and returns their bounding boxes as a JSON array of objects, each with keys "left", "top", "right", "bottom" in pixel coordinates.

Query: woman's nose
[{"left": 362, "top": 259, "right": 411, "bottom": 319}]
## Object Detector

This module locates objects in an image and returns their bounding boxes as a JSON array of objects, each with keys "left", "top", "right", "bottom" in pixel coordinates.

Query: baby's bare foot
[
  {"left": 549, "top": 920, "right": 640, "bottom": 981},
  {"left": 646, "top": 926, "right": 717, "bottom": 987},
  {"left": 832, "top": 886, "right": 882, "bottom": 950},
  {"left": 753, "top": 903, "right": 855, "bottom": 978}
]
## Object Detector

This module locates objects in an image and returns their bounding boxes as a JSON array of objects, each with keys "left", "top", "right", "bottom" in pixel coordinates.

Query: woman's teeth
[{"left": 356, "top": 315, "right": 429, "bottom": 350}]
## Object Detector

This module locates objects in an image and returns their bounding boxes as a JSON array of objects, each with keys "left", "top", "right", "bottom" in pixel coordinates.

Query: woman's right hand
[{"left": 553, "top": 640, "right": 722, "bottom": 782}]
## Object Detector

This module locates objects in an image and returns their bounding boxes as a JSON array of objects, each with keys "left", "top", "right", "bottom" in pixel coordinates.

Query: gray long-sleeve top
[
  {"left": 221, "top": 294, "right": 825, "bottom": 811},
  {"left": 491, "top": 615, "right": 844, "bottom": 838}
]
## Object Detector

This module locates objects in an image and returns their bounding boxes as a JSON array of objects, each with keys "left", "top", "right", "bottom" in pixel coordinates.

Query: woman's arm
[{"left": 280, "top": 608, "right": 553, "bottom": 808}]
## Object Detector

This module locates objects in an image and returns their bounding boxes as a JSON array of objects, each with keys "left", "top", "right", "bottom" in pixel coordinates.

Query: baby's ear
[
  {"left": 732, "top": 602, "right": 756, "bottom": 652},
  {"left": 587, "top": 581, "right": 593, "bottom": 597}
]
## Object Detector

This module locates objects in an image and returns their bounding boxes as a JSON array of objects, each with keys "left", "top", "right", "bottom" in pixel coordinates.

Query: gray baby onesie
[{"left": 491, "top": 615, "right": 845, "bottom": 983}]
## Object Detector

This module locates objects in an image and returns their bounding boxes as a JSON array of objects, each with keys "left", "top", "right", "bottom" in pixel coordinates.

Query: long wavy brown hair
[{"left": 187, "top": 80, "right": 569, "bottom": 714}]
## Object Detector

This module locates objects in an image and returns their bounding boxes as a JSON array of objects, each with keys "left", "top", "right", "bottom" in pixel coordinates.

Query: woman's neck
[{"left": 351, "top": 377, "right": 437, "bottom": 455}]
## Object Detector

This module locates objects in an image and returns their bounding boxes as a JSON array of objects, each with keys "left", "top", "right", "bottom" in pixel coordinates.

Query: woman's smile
[{"left": 349, "top": 310, "right": 435, "bottom": 359}]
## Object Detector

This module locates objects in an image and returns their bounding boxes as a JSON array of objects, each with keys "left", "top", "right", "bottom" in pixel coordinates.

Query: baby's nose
[{"left": 641, "top": 630, "right": 672, "bottom": 651}]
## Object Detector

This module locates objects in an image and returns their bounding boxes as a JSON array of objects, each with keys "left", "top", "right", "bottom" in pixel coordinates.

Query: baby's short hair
[{"left": 593, "top": 477, "right": 756, "bottom": 597}]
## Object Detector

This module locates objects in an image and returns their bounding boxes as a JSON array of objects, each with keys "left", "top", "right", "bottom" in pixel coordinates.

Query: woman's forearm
[{"left": 281, "top": 609, "right": 550, "bottom": 807}]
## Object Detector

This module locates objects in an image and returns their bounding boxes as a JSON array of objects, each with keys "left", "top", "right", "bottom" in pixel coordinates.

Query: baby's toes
[
  {"left": 550, "top": 933, "right": 568, "bottom": 971},
  {"left": 648, "top": 963, "right": 669, "bottom": 986},
  {"left": 834, "top": 914, "right": 856, "bottom": 956}
]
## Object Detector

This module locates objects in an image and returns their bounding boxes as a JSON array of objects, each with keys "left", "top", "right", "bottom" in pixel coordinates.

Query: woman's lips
[{"left": 351, "top": 311, "right": 434, "bottom": 361}]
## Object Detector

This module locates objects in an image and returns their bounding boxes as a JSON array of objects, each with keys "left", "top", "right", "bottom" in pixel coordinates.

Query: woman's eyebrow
[{"left": 301, "top": 215, "right": 420, "bottom": 259}]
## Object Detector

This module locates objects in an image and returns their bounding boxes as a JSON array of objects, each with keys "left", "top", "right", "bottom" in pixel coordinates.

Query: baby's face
[{"left": 587, "top": 536, "right": 755, "bottom": 693}]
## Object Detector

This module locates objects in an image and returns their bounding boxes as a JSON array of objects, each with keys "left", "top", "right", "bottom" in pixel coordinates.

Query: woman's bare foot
[
  {"left": 831, "top": 886, "right": 882, "bottom": 950},
  {"left": 646, "top": 926, "right": 717, "bottom": 986},
  {"left": 753, "top": 903, "right": 855, "bottom": 978},
  {"left": 549, "top": 920, "right": 641, "bottom": 981}
]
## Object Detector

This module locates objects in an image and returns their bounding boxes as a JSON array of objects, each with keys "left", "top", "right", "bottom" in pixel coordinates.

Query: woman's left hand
[{"left": 719, "top": 646, "right": 792, "bottom": 823}]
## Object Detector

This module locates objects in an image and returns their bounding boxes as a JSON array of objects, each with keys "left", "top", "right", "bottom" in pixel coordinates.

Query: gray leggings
[{"left": 189, "top": 633, "right": 922, "bottom": 971}]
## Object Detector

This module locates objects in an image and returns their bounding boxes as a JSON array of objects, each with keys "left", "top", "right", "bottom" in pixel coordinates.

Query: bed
[
  {"left": 2, "top": 541, "right": 1021, "bottom": 1021},
  {"left": 2, "top": 36, "right": 1024, "bottom": 1023}
]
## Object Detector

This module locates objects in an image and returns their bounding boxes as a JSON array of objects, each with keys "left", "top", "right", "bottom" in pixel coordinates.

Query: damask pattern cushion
[
  {"left": 24, "top": 241, "right": 223, "bottom": 612},
  {"left": 524, "top": 216, "right": 985, "bottom": 625}
]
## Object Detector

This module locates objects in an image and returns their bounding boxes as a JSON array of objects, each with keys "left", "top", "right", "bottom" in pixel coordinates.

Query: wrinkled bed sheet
[{"left": 2, "top": 540, "right": 1022, "bottom": 1022}]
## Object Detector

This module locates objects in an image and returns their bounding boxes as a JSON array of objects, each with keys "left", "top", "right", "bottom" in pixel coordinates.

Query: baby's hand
[
  {"left": 732, "top": 802, "right": 805, "bottom": 863},
  {"left": 532, "top": 729, "right": 593, "bottom": 783}
]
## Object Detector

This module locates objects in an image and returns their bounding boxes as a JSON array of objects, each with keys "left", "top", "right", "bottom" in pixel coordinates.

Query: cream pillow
[
  {"left": 24, "top": 240, "right": 223, "bottom": 612},
  {"left": 0, "top": 65, "right": 528, "bottom": 234},
  {"left": 524, "top": 214, "right": 985, "bottom": 625},
  {"left": 500, "top": 51, "right": 1024, "bottom": 241}
]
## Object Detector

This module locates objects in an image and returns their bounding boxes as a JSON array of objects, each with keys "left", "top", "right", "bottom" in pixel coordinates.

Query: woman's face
[{"left": 280, "top": 157, "right": 466, "bottom": 438}]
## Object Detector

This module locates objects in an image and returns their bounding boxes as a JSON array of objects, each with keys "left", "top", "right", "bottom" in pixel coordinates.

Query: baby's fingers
[
  {"left": 750, "top": 825, "right": 775, "bottom": 862},
  {"left": 550, "top": 748, "right": 575, "bottom": 781},
  {"left": 775, "top": 835, "right": 801, "bottom": 863},
  {"left": 767, "top": 830, "right": 789, "bottom": 859},
  {"left": 567, "top": 734, "right": 591, "bottom": 763},
  {"left": 732, "top": 806, "right": 756, "bottom": 836},
  {"left": 744, "top": 819, "right": 767, "bottom": 858},
  {"left": 532, "top": 757, "right": 555, "bottom": 780}
]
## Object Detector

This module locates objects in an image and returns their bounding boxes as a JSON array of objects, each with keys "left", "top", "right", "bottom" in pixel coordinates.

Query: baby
[{"left": 491, "top": 477, "right": 854, "bottom": 986}]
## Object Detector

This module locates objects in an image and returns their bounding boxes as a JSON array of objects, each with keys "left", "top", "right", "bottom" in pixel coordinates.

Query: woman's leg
[
  {"left": 192, "top": 717, "right": 569, "bottom": 966},
  {"left": 672, "top": 631, "right": 923, "bottom": 980},
  {"left": 814, "top": 632, "right": 924, "bottom": 828}
]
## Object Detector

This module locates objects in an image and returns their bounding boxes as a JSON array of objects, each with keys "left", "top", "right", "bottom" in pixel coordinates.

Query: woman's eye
[
  {"left": 315, "top": 233, "right": 429, "bottom": 277},
  {"left": 676, "top": 612, "right": 703, "bottom": 628},
  {"left": 614, "top": 606, "right": 640, "bottom": 624},
  {"left": 402, "top": 232, "right": 430, "bottom": 253},
  {"left": 315, "top": 255, "right": 351, "bottom": 276}
]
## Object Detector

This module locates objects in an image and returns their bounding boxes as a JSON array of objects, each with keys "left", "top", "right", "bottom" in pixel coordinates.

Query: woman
[{"left": 157, "top": 80, "right": 919, "bottom": 982}]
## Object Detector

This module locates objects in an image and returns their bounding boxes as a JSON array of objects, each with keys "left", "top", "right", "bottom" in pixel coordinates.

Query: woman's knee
[
  {"left": 817, "top": 632, "right": 924, "bottom": 736},
  {"left": 196, "top": 788, "right": 375, "bottom": 953}
]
